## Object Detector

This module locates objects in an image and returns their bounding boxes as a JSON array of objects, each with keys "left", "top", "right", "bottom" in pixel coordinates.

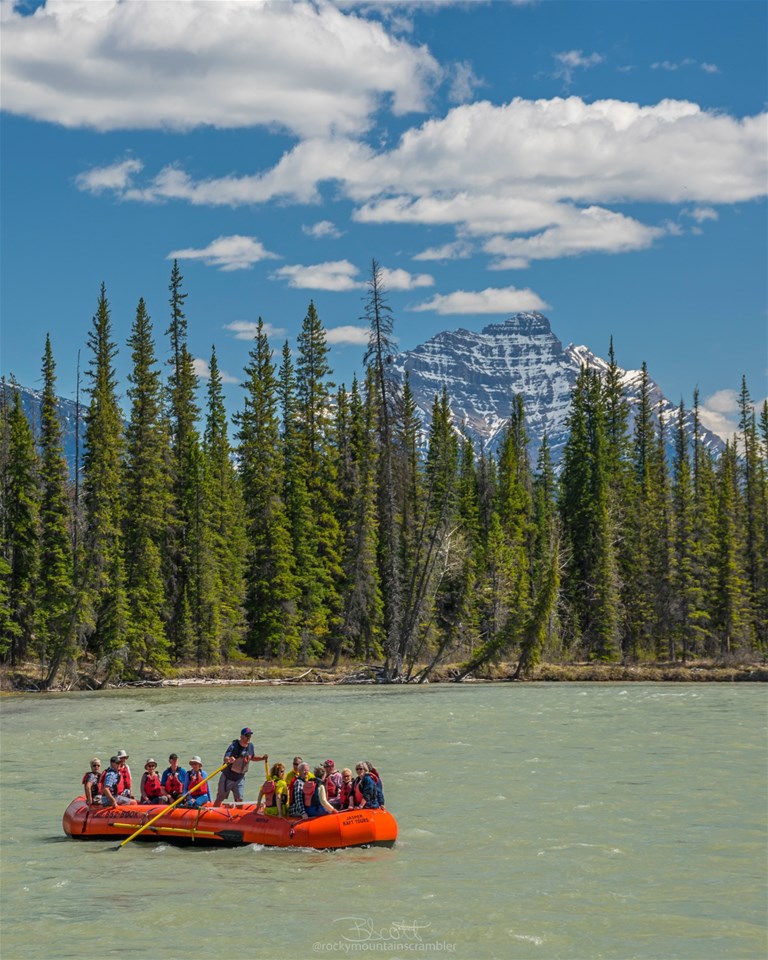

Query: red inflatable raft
[{"left": 62, "top": 797, "right": 397, "bottom": 849}]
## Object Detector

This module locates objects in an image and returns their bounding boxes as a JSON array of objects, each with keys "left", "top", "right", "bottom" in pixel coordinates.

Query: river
[{"left": 0, "top": 683, "right": 765, "bottom": 960}]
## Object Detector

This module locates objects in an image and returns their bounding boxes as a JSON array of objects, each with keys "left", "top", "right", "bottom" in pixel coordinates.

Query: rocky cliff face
[{"left": 392, "top": 312, "right": 724, "bottom": 462}]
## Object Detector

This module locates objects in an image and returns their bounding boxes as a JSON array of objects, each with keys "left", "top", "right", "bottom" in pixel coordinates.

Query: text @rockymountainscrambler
[{"left": 312, "top": 918, "right": 457, "bottom": 953}]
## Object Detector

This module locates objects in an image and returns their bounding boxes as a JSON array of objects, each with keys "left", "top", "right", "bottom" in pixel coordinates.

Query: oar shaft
[{"left": 118, "top": 761, "right": 227, "bottom": 848}]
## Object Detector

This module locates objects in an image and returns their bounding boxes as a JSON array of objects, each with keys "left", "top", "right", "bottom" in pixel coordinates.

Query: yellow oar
[{"left": 118, "top": 761, "right": 227, "bottom": 848}]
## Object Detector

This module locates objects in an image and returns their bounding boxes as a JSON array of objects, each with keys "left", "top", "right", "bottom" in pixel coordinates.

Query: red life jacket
[
  {"left": 353, "top": 778, "right": 365, "bottom": 806},
  {"left": 121, "top": 767, "right": 132, "bottom": 791},
  {"left": 165, "top": 770, "right": 184, "bottom": 795},
  {"left": 187, "top": 770, "right": 207, "bottom": 797},
  {"left": 339, "top": 781, "right": 352, "bottom": 808},
  {"left": 261, "top": 779, "right": 277, "bottom": 805},
  {"left": 143, "top": 773, "right": 163, "bottom": 799},
  {"left": 325, "top": 776, "right": 339, "bottom": 800}
]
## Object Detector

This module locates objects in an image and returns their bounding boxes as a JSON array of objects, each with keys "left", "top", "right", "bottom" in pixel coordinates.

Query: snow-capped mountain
[
  {"left": 5, "top": 383, "right": 84, "bottom": 476},
  {"left": 392, "top": 312, "right": 724, "bottom": 462}
]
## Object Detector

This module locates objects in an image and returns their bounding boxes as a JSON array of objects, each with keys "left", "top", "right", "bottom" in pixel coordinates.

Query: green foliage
[
  {"left": 7, "top": 272, "right": 765, "bottom": 682},
  {"left": 37, "top": 336, "right": 74, "bottom": 671}
]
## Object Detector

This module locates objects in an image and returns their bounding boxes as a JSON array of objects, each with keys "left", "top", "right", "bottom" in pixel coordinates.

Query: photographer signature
[{"left": 333, "top": 917, "right": 432, "bottom": 944}]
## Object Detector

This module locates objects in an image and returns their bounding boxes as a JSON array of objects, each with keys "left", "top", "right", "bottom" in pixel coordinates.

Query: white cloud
[
  {"left": 698, "top": 388, "right": 768, "bottom": 442},
  {"left": 411, "top": 285, "right": 549, "bottom": 315},
  {"left": 701, "top": 62, "right": 720, "bottom": 74},
  {"left": 1, "top": 0, "right": 439, "bottom": 137},
  {"left": 554, "top": 50, "right": 604, "bottom": 86},
  {"left": 413, "top": 239, "right": 473, "bottom": 261},
  {"left": 683, "top": 206, "right": 719, "bottom": 223},
  {"left": 272, "top": 259, "right": 364, "bottom": 291},
  {"left": 325, "top": 325, "right": 370, "bottom": 346},
  {"left": 75, "top": 158, "right": 143, "bottom": 194},
  {"left": 192, "top": 357, "right": 240, "bottom": 384},
  {"left": 484, "top": 206, "right": 666, "bottom": 268},
  {"left": 302, "top": 220, "right": 343, "bottom": 239},
  {"left": 379, "top": 267, "right": 434, "bottom": 290},
  {"left": 448, "top": 60, "right": 483, "bottom": 103},
  {"left": 224, "top": 320, "right": 287, "bottom": 341},
  {"left": 167, "top": 235, "right": 277, "bottom": 271},
  {"left": 74, "top": 95, "right": 767, "bottom": 268},
  {"left": 271, "top": 259, "right": 431, "bottom": 291}
]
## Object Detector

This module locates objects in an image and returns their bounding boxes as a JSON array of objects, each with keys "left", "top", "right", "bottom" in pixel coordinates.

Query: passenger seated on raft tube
[
  {"left": 100, "top": 757, "right": 131, "bottom": 806},
  {"left": 257, "top": 763, "right": 289, "bottom": 817},
  {"left": 302, "top": 766, "right": 337, "bottom": 818}
]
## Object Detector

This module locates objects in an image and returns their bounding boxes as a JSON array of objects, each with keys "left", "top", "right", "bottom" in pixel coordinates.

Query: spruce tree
[
  {"left": 238, "top": 320, "right": 299, "bottom": 657},
  {"left": 336, "top": 373, "right": 383, "bottom": 663},
  {"left": 712, "top": 442, "right": 751, "bottom": 653},
  {"left": 36, "top": 336, "right": 74, "bottom": 676},
  {"left": 294, "top": 301, "right": 344, "bottom": 657},
  {"left": 362, "top": 260, "right": 402, "bottom": 676},
  {"left": 123, "top": 298, "right": 171, "bottom": 674},
  {"left": 2, "top": 387, "right": 39, "bottom": 663},
  {"left": 164, "top": 261, "right": 201, "bottom": 661},
  {"left": 81, "top": 284, "right": 129, "bottom": 677},
  {"left": 203, "top": 346, "right": 247, "bottom": 660}
]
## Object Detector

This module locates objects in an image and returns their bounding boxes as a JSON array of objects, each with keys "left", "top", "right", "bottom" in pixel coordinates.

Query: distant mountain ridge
[
  {"left": 7, "top": 383, "right": 84, "bottom": 477},
  {"left": 392, "top": 312, "right": 725, "bottom": 462}
]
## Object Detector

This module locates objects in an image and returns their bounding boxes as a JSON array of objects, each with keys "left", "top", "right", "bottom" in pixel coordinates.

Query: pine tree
[
  {"left": 293, "top": 301, "right": 344, "bottom": 657},
  {"left": 712, "top": 442, "right": 751, "bottom": 653},
  {"left": 2, "top": 387, "right": 39, "bottom": 663},
  {"left": 515, "top": 433, "right": 561, "bottom": 676},
  {"left": 81, "top": 284, "right": 129, "bottom": 678},
  {"left": 691, "top": 390, "right": 718, "bottom": 655},
  {"left": 238, "top": 320, "right": 299, "bottom": 657},
  {"left": 363, "top": 260, "right": 402, "bottom": 675},
  {"left": 738, "top": 377, "right": 762, "bottom": 643},
  {"left": 336, "top": 373, "right": 383, "bottom": 662},
  {"left": 164, "top": 262, "right": 201, "bottom": 661},
  {"left": 203, "top": 346, "right": 247, "bottom": 661},
  {"left": 36, "top": 336, "right": 74, "bottom": 677},
  {"left": 559, "top": 368, "right": 619, "bottom": 660},
  {"left": 671, "top": 402, "right": 708, "bottom": 660},
  {"left": 648, "top": 404, "right": 674, "bottom": 658},
  {"left": 123, "top": 298, "right": 171, "bottom": 674},
  {"left": 624, "top": 362, "right": 656, "bottom": 658}
]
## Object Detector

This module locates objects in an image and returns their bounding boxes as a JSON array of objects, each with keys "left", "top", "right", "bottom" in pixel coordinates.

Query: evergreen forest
[{"left": 1, "top": 261, "right": 766, "bottom": 688}]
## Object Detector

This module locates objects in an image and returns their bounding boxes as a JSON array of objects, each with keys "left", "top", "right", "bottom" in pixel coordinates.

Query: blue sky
[{"left": 1, "top": 0, "right": 766, "bottom": 440}]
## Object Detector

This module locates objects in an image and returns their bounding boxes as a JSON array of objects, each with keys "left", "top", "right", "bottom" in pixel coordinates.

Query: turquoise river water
[{"left": 0, "top": 683, "right": 765, "bottom": 960}]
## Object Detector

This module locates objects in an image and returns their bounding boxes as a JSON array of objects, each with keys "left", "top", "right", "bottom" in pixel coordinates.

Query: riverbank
[{"left": 2, "top": 656, "right": 766, "bottom": 692}]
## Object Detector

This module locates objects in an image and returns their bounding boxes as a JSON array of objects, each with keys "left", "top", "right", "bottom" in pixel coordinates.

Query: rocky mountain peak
[{"left": 392, "top": 313, "right": 724, "bottom": 463}]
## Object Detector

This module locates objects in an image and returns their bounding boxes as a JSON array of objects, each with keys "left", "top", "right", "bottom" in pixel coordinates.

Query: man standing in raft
[{"left": 214, "top": 727, "right": 267, "bottom": 805}]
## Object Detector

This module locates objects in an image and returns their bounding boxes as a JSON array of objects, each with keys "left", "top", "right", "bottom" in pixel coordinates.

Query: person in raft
[
  {"left": 288, "top": 762, "right": 312, "bottom": 817},
  {"left": 161, "top": 753, "right": 188, "bottom": 801},
  {"left": 350, "top": 762, "right": 381, "bottom": 810},
  {"left": 302, "top": 765, "right": 338, "bottom": 818},
  {"left": 285, "top": 756, "right": 302, "bottom": 793},
  {"left": 184, "top": 757, "right": 211, "bottom": 807},
  {"left": 256, "top": 762, "right": 288, "bottom": 817},
  {"left": 214, "top": 728, "right": 267, "bottom": 805},
  {"left": 322, "top": 759, "right": 343, "bottom": 808},
  {"left": 140, "top": 759, "right": 168, "bottom": 805},
  {"left": 338, "top": 767, "right": 354, "bottom": 810},
  {"left": 116, "top": 749, "right": 133, "bottom": 799},
  {"left": 100, "top": 756, "right": 131, "bottom": 806},
  {"left": 82, "top": 757, "right": 101, "bottom": 804}
]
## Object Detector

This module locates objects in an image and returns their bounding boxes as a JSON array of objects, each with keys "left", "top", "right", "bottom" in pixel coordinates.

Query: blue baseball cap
[{"left": 241, "top": 727, "right": 253, "bottom": 736}]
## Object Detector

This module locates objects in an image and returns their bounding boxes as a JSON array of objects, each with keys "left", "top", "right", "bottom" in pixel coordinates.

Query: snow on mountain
[
  {"left": 392, "top": 312, "right": 724, "bottom": 463},
  {"left": 6, "top": 383, "right": 84, "bottom": 477}
]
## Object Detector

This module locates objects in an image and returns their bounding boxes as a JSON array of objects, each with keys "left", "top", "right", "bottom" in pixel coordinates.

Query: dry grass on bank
[{"left": 1, "top": 655, "right": 766, "bottom": 693}]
